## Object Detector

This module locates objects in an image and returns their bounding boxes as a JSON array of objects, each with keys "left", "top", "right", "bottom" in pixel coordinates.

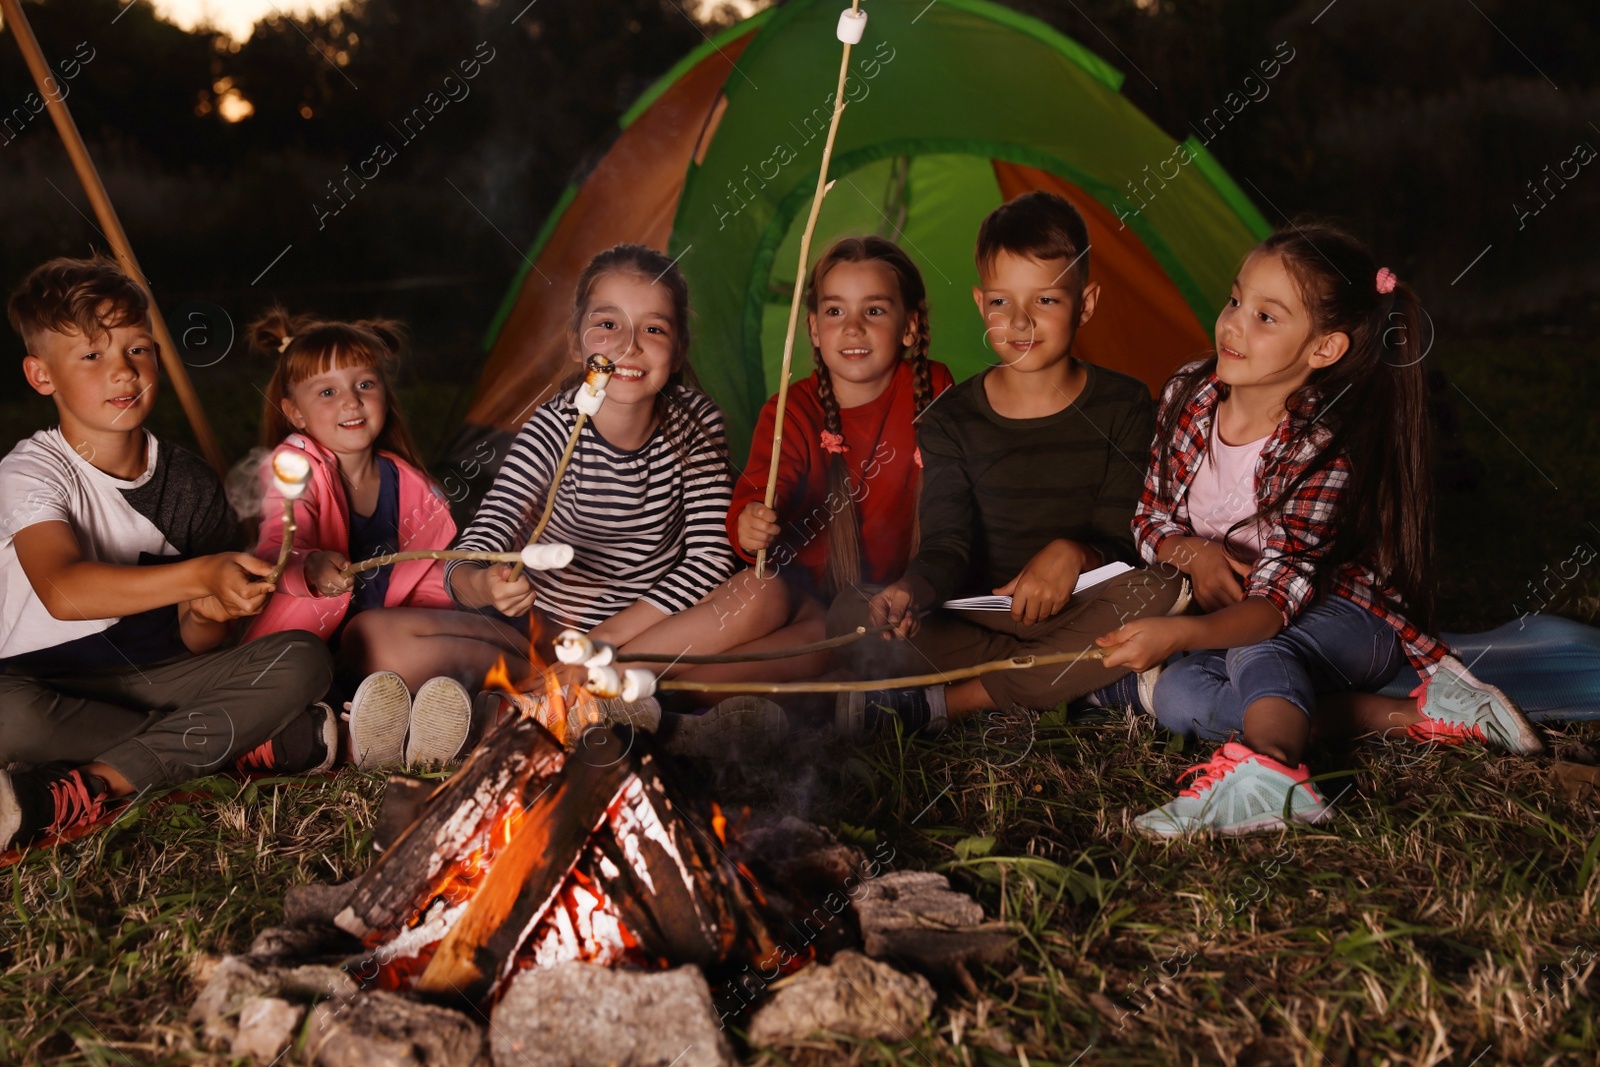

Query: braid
[
  {"left": 905, "top": 299, "right": 932, "bottom": 559},
  {"left": 813, "top": 358, "right": 863, "bottom": 598}
]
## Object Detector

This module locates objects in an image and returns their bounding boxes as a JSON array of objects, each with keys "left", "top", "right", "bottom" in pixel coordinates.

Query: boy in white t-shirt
[{"left": 0, "top": 257, "right": 335, "bottom": 852}]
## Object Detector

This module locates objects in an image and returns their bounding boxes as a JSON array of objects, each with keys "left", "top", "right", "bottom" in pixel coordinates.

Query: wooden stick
[
  {"left": 341, "top": 549, "right": 523, "bottom": 579},
  {"left": 507, "top": 412, "right": 587, "bottom": 583},
  {"left": 753, "top": 1, "right": 862, "bottom": 580},
  {"left": 265, "top": 497, "right": 295, "bottom": 585},
  {"left": 657, "top": 645, "right": 1108, "bottom": 695},
  {"left": 0, "top": 0, "right": 225, "bottom": 475},
  {"left": 615, "top": 624, "right": 890, "bottom": 665}
]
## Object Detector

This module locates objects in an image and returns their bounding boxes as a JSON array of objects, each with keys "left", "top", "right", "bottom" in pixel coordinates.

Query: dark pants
[
  {"left": 828, "top": 569, "right": 1183, "bottom": 709},
  {"left": 0, "top": 630, "right": 332, "bottom": 791},
  {"left": 1153, "top": 595, "right": 1404, "bottom": 741}
]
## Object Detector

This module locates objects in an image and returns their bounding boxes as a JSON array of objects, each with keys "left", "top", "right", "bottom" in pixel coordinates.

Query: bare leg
[
  {"left": 670, "top": 598, "right": 833, "bottom": 688},
  {"left": 1315, "top": 691, "right": 1422, "bottom": 741},
  {"left": 341, "top": 608, "right": 531, "bottom": 691},
  {"left": 617, "top": 570, "right": 796, "bottom": 665},
  {"left": 945, "top": 679, "right": 998, "bottom": 718},
  {"left": 84, "top": 762, "right": 134, "bottom": 797},
  {"left": 1242, "top": 697, "right": 1313, "bottom": 765}
]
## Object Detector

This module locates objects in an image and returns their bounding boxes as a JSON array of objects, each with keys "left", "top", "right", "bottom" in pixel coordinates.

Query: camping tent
[{"left": 466, "top": 0, "right": 1270, "bottom": 463}]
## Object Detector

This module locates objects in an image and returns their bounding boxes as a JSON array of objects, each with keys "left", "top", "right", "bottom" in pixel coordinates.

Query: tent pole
[
  {"left": 1, "top": 0, "right": 226, "bottom": 475},
  {"left": 754, "top": 1, "right": 863, "bottom": 580}
]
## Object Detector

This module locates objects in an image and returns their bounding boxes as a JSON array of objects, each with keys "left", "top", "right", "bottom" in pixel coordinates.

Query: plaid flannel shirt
[{"left": 1132, "top": 361, "right": 1449, "bottom": 672}]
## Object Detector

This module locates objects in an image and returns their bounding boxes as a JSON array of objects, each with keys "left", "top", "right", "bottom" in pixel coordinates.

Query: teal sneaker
[
  {"left": 1134, "top": 741, "right": 1332, "bottom": 837},
  {"left": 1409, "top": 655, "right": 1542, "bottom": 755}
]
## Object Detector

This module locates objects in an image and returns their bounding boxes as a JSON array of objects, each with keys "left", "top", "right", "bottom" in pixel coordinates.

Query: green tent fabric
[{"left": 469, "top": 0, "right": 1268, "bottom": 465}]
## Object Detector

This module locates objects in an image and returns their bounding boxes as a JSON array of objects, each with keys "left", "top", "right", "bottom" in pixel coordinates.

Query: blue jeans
[{"left": 1153, "top": 595, "right": 1404, "bottom": 742}]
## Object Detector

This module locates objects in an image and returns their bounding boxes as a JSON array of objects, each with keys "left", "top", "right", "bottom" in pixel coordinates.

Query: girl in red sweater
[{"left": 731, "top": 236, "right": 953, "bottom": 597}]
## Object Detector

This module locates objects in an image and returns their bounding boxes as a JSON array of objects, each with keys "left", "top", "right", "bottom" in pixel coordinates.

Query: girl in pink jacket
[{"left": 245, "top": 309, "right": 469, "bottom": 769}]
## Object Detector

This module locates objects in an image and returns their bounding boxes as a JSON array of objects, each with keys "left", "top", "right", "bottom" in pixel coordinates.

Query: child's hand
[
  {"left": 869, "top": 576, "right": 933, "bottom": 639},
  {"left": 1096, "top": 616, "right": 1194, "bottom": 672},
  {"left": 185, "top": 594, "right": 232, "bottom": 624},
  {"left": 995, "top": 539, "right": 1090, "bottom": 626},
  {"left": 1170, "top": 537, "right": 1246, "bottom": 613},
  {"left": 305, "top": 551, "right": 355, "bottom": 598},
  {"left": 484, "top": 563, "right": 536, "bottom": 617},
  {"left": 199, "top": 553, "right": 276, "bottom": 617},
  {"left": 736, "top": 502, "right": 781, "bottom": 555}
]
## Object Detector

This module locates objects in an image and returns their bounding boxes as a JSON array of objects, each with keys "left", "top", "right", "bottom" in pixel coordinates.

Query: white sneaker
[
  {"left": 347, "top": 671, "right": 411, "bottom": 769},
  {"left": 1411, "top": 655, "right": 1543, "bottom": 755},
  {"left": 406, "top": 677, "right": 473, "bottom": 765},
  {"left": 1134, "top": 741, "right": 1333, "bottom": 837}
]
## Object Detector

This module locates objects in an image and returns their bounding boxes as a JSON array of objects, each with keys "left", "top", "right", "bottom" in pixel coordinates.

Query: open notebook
[{"left": 942, "top": 561, "right": 1134, "bottom": 611}]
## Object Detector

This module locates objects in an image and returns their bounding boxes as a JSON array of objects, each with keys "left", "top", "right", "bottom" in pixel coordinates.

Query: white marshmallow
[
  {"left": 621, "top": 668, "right": 657, "bottom": 702},
  {"left": 586, "top": 664, "right": 621, "bottom": 698},
  {"left": 271, "top": 450, "right": 312, "bottom": 500},
  {"left": 583, "top": 643, "right": 615, "bottom": 669},
  {"left": 836, "top": 7, "right": 867, "bottom": 44},
  {"left": 574, "top": 387, "right": 606, "bottom": 416},
  {"left": 554, "top": 630, "right": 593, "bottom": 665},
  {"left": 520, "top": 542, "right": 575, "bottom": 571}
]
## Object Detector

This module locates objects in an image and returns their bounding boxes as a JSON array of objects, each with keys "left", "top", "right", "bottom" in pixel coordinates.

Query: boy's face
[
  {"left": 22, "top": 314, "right": 160, "bottom": 438},
  {"left": 972, "top": 250, "right": 1099, "bottom": 374}
]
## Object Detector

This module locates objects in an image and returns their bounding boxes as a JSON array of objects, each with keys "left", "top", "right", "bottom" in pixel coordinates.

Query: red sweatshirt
[{"left": 729, "top": 359, "right": 954, "bottom": 591}]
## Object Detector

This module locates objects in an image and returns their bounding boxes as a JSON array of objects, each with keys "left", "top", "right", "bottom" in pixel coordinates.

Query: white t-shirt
[
  {"left": 0, "top": 428, "right": 236, "bottom": 670},
  {"left": 1185, "top": 423, "right": 1270, "bottom": 562}
]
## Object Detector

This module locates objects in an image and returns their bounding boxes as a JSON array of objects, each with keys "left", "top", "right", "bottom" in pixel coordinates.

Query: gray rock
[
  {"left": 250, "top": 922, "right": 355, "bottom": 959},
  {"left": 853, "top": 870, "right": 1015, "bottom": 980},
  {"left": 490, "top": 962, "right": 736, "bottom": 1067},
  {"left": 308, "top": 990, "right": 483, "bottom": 1067},
  {"left": 232, "top": 996, "right": 305, "bottom": 1061},
  {"left": 189, "top": 955, "right": 360, "bottom": 1048},
  {"left": 747, "top": 951, "right": 934, "bottom": 1046}
]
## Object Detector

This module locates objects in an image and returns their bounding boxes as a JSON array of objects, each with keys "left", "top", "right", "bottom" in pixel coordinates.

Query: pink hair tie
[
  {"left": 913, "top": 447, "right": 923, "bottom": 470},
  {"left": 819, "top": 430, "right": 848, "bottom": 455},
  {"left": 1375, "top": 267, "right": 1398, "bottom": 295}
]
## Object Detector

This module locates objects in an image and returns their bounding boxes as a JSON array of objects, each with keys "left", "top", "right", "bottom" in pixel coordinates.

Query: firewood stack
[{"left": 333, "top": 719, "right": 780, "bottom": 1007}]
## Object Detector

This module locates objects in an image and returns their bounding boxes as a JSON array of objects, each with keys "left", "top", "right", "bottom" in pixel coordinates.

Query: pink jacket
[{"left": 243, "top": 433, "right": 457, "bottom": 642}]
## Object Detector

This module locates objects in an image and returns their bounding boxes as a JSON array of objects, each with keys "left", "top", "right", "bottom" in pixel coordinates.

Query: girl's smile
[{"left": 280, "top": 363, "right": 388, "bottom": 456}]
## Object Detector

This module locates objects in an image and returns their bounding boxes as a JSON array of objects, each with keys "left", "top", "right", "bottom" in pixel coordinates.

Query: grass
[
  {"left": 2, "top": 718, "right": 1596, "bottom": 1065},
  {"left": 0, "top": 333, "right": 1595, "bottom": 1064}
]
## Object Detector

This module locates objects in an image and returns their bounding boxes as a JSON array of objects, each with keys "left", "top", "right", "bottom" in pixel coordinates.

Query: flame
[
  {"left": 710, "top": 803, "right": 727, "bottom": 846},
  {"left": 484, "top": 654, "right": 515, "bottom": 697}
]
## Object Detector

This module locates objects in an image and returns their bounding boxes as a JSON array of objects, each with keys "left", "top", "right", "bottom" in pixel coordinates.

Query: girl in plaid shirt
[{"left": 1096, "top": 225, "right": 1542, "bottom": 837}]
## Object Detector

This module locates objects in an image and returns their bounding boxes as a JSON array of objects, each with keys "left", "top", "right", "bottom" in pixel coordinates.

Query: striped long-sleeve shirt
[{"left": 446, "top": 386, "right": 738, "bottom": 631}]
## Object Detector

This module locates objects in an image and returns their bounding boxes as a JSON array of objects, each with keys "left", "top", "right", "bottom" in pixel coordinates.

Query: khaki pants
[
  {"left": 828, "top": 569, "right": 1181, "bottom": 709},
  {"left": 0, "top": 630, "right": 332, "bottom": 791}
]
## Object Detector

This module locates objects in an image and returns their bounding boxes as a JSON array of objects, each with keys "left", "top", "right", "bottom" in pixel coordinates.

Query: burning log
[
  {"left": 415, "top": 729, "right": 634, "bottom": 1003},
  {"left": 335, "top": 715, "right": 565, "bottom": 941}
]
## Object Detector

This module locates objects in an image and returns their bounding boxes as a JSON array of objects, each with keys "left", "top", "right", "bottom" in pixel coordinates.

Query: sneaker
[
  {"left": 663, "top": 697, "right": 785, "bottom": 758},
  {"left": 235, "top": 703, "right": 339, "bottom": 775},
  {"left": 1071, "top": 666, "right": 1162, "bottom": 716},
  {"left": 405, "top": 677, "right": 474, "bottom": 765},
  {"left": 1411, "top": 655, "right": 1542, "bottom": 755},
  {"left": 569, "top": 695, "right": 663, "bottom": 739},
  {"left": 0, "top": 764, "right": 113, "bottom": 851},
  {"left": 348, "top": 671, "right": 411, "bottom": 769},
  {"left": 1133, "top": 741, "right": 1332, "bottom": 837},
  {"left": 836, "top": 686, "right": 947, "bottom": 739}
]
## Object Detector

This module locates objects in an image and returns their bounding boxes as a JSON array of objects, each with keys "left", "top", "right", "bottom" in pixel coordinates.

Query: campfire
[{"left": 190, "top": 637, "right": 1017, "bottom": 1064}]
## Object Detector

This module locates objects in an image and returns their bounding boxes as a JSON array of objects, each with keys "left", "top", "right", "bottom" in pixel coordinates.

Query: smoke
[{"left": 226, "top": 446, "right": 272, "bottom": 521}]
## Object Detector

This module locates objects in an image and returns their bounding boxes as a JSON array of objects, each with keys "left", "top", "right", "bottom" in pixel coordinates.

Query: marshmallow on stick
[
  {"left": 340, "top": 542, "right": 574, "bottom": 579},
  {"left": 507, "top": 353, "right": 614, "bottom": 582},
  {"left": 266, "top": 450, "right": 312, "bottom": 584}
]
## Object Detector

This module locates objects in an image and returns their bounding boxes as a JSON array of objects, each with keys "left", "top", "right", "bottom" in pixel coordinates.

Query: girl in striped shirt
[{"left": 354, "top": 245, "right": 782, "bottom": 740}]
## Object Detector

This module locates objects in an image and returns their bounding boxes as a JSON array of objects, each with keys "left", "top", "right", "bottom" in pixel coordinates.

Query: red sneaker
[
  {"left": 0, "top": 764, "right": 113, "bottom": 851},
  {"left": 234, "top": 703, "right": 338, "bottom": 776}
]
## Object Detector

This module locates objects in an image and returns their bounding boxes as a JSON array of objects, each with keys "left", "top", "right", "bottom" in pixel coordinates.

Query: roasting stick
[
  {"left": 754, "top": 1, "right": 867, "bottom": 581},
  {"left": 614, "top": 624, "right": 892, "bottom": 665},
  {"left": 339, "top": 544, "right": 573, "bottom": 580},
  {"left": 507, "top": 353, "right": 614, "bottom": 583},
  {"left": 265, "top": 451, "right": 312, "bottom": 584},
  {"left": 556, "top": 627, "right": 1107, "bottom": 700},
  {"left": 655, "top": 646, "right": 1109, "bottom": 696}
]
